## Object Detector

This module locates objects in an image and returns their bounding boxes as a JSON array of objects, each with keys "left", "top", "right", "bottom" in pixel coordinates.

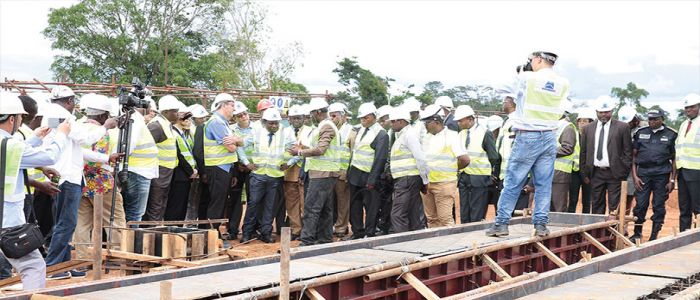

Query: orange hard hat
[{"left": 257, "top": 99, "right": 274, "bottom": 112}]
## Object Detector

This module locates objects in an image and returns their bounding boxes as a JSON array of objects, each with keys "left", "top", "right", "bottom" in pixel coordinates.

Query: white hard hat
[
  {"left": 108, "top": 97, "right": 119, "bottom": 117},
  {"left": 576, "top": 107, "right": 596, "bottom": 120},
  {"left": 357, "top": 102, "right": 377, "bottom": 118},
  {"left": 376, "top": 105, "right": 391, "bottom": 119},
  {"left": 328, "top": 103, "right": 347, "bottom": 114},
  {"left": 617, "top": 105, "right": 638, "bottom": 123},
  {"left": 51, "top": 86, "right": 75, "bottom": 100},
  {"left": 36, "top": 102, "right": 49, "bottom": 117},
  {"left": 81, "top": 93, "right": 111, "bottom": 115},
  {"left": 435, "top": 96, "right": 454, "bottom": 109},
  {"left": 158, "top": 95, "right": 181, "bottom": 112},
  {"left": 389, "top": 108, "right": 410, "bottom": 122},
  {"left": 43, "top": 103, "right": 73, "bottom": 119},
  {"left": 0, "top": 92, "right": 28, "bottom": 115},
  {"left": 189, "top": 104, "right": 209, "bottom": 118},
  {"left": 595, "top": 95, "right": 615, "bottom": 112},
  {"left": 262, "top": 107, "right": 282, "bottom": 121},
  {"left": 288, "top": 104, "right": 305, "bottom": 117},
  {"left": 233, "top": 101, "right": 248, "bottom": 115},
  {"left": 176, "top": 101, "right": 188, "bottom": 113},
  {"left": 682, "top": 93, "right": 700, "bottom": 107},
  {"left": 402, "top": 97, "right": 421, "bottom": 112},
  {"left": 487, "top": 115, "right": 504, "bottom": 132},
  {"left": 212, "top": 93, "right": 235, "bottom": 110},
  {"left": 453, "top": 105, "right": 476, "bottom": 120},
  {"left": 560, "top": 99, "right": 574, "bottom": 114},
  {"left": 419, "top": 104, "right": 444, "bottom": 120},
  {"left": 308, "top": 98, "right": 329, "bottom": 112}
]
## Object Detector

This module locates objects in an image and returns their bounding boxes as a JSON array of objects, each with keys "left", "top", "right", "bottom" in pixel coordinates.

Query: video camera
[{"left": 118, "top": 77, "right": 150, "bottom": 109}]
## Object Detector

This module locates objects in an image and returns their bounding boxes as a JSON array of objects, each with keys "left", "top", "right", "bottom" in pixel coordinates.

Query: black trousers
[
  {"left": 591, "top": 167, "right": 621, "bottom": 215},
  {"left": 227, "top": 165, "right": 249, "bottom": 236},
  {"left": 300, "top": 177, "right": 337, "bottom": 245},
  {"left": 349, "top": 184, "right": 381, "bottom": 238},
  {"left": 568, "top": 171, "right": 592, "bottom": 213},
  {"left": 458, "top": 173, "right": 490, "bottom": 223},
  {"left": 199, "top": 166, "right": 231, "bottom": 229},
  {"left": 376, "top": 176, "right": 393, "bottom": 235},
  {"left": 390, "top": 176, "right": 423, "bottom": 233},
  {"left": 164, "top": 179, "right": 190, "bottom": 221},
  {"left": 678, "top": 169, "right": 700, "bottom": 231},
  {"left": 633, "top": 173, "right": 669, "bottom": 225}
]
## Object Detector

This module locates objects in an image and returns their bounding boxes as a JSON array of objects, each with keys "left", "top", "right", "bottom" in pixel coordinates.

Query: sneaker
[
  {"left": 485, "top": 224, "right": 509, "bottom": 237},
  {"left": 534, "top": 224, "right": 550, "bottom": 237},
  {"left": 70, "top": 269, "right": 87, "bottom": 278},
  {"left": 47, "top": 271, "right": 71, "bottom": 280}
]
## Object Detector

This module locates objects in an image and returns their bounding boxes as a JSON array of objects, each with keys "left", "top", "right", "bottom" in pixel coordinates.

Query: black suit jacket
[{"left": 580, "top": 119, "right": 632, "bottom": 181}]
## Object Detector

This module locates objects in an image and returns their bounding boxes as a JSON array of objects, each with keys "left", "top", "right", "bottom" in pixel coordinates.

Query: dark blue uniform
[{"left": 632, "top": 125, "right": 677, "bottom": 226}]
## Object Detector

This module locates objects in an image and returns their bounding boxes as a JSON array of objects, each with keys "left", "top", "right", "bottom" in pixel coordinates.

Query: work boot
[
  {"left": 649, "top": 223, "right": 663, "bottom": 241},
  {"left": 485, "top": 224, "right": 509, "bottom": 237},
  {"left": 534, "top": 224, "right": 550, "bottom": 237},
  {"left": 629, "top": 223, "right": 643, "bottom": 243}
]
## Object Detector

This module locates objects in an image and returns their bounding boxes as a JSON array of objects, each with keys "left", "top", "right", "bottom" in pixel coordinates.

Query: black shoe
[
  {"left": 630, "top": 223, "right": 643, "bottom": 243},
  {"left": 260, "top": 234, "right": 275, "bottom": 244},
  {"left": 298, "top": 241, "right": 316, "bottom": 247},
  {"left": 485, "top": 224, "right": 509, "bottom": 237},
  {"left": 69, "top": 269, "right": 87, "bottom": 279},
  {"left": 649, "top": 223, "right": 663, "bottom": 241},
  {"left": 290, "top": 234, "right": 301, "bottom": 241},
  {"left": 240, "top": 235, "right": 252, "bottom": 243},
  {"left": 534, "top": 224, "right": 550, "bottom": 237}
]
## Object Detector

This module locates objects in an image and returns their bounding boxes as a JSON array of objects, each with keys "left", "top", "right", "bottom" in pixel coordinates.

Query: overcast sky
[{"left": 1, "top": 0, "right": 698, "bottom": 112}]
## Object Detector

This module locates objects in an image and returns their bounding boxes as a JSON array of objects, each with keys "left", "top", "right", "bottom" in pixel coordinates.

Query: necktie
[
  {"left": 361, "top": 127, "right": 369, "bottom": 140},
  {"left": 294, "top": 127, "right": 300, "bottom": 138},
  {"left": 686, "top": 120, "right": 693, "bottom": 137},
  {"left": 465, "top": 130, "right": 471, "bottom": 148},
  {"left": 268, "top": 132, "right": 274, "bottom": 146},
  {"left": 390, "top": 131, "right": 396, "bottom": 147},
  {"left": 596, "top": 122, "right": 606, "bottom": 160}
]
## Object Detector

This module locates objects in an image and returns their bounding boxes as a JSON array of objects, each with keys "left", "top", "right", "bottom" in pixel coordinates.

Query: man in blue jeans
[
  {"left": 486, "top": 51, "right": 570, "bottom": 237},
  {"left": 120, "top": 107, "right": 158, "bottom": 225}
]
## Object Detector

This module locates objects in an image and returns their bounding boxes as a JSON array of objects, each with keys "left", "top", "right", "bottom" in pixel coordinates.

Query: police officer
[
  {"left": 676, "top": 93, "right": 700, "bottom": 232},
  {"left": 630, "top": 109, "right": 677, "bottom": 242}
]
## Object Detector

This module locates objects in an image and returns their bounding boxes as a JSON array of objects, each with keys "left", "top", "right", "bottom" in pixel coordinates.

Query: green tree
[
  {"left": 611, "top": 82, "right": 650, "bottom": 113},
  {"left": 332, "top": 57, "right": 390, "bottom": 112}
]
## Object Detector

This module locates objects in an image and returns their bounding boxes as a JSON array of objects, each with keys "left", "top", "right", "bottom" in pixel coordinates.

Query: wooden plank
[
  {"left": 0, "top": 260, "right": 91, "bottom": 287},
  {"left": 92, "top": 194, "right": 103, "bottom": 280},
  {"left": 191, "top": 233, "right": 205, "bottom": 259},
  {"left": 99, "top": 248, "right": 198, "bottom": 268},
  {"left": 30, "top": 295, "right": 77, "bottom": 300},
  {"left": 280, "top": 227, "right": 291, "bottom": 300},
  {"left": 481, "top": 254, "right": 512, "bottom": 280},
  {"left": 618, "top": 180, "right": 628, "bottom": 250},
  {"left": 401, "top": 273, "right": 440, "bottom": 300},
  {"left": 161, "top": 234, "right": 172, "bottom": 258},
  {"left": 127, "top": 219, "right": 228, "bottom": 227},
  {"left": 149, "top": 266, "right": 179, "bottom": 273},
  {"left": 582, "top": 231, "right": 612, "bottom": 254},
  {"left": 143, "top": 232, "right": 156, "bottom": 256},
  {"left": 533, "top": 242, "right": 567, "bottom": 268},
  {"left": 160, "top": 281, "right": 172, "bottom": 300},
  {"left": 607, "top": 226, "right": 635, "bottom": 248},
  {"left": 189, "top": 255, "right": 232, "bottom": 266},
  {"left": 305, "top": 287, "right": 326, "bottom": 300},
  {"left": 120, "top": 229, "right": 135, "bottom": 253},
  {"left": 207, "top": 230, "right": 218, "bottom": 255},
  {"left": 170, "top": 234, "right": 187, "bottom": 259}
]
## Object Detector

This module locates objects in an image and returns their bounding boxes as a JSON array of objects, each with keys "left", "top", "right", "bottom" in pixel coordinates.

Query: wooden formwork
[{"left": 118, "top": 227, "right": 219, "bottom": 261}]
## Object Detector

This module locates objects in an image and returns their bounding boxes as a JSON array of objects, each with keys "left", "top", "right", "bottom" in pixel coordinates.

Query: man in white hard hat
[
  {"left": 454, "top": 105, "right": 500, "bottom": 223},
  {"left": 420, "top": 104, "right": 470, "bottom": 228},
  {"left": 0, "top": 92, "right": 71, "bottom": 289},
  {"left": 676, "top": 93, "right": 700, "bottom": 232},
  {"left": 550, "top": 100, "right": 579, "bottom": 212},
  {"left": 43, "top": 87, "right": 117, "bottom": 278},
  {"left": 580, "top": 95, "right": 632, "bottom": 216},
  {"left": 568, "top": 107, "right": 595, "bottom": 213},
  {"left": 346, "top": 103, "right": 389, "bottom": 239},
  {"left": 487, "top": 51, "right": 570, "bottom": 237},
  {"left": 327, "top": 103, "right": 354, "bottom": 238},
  {"left": 239, "top": 108, "right": 297, "bottom": 243},
  {"left": 164, "top": 104, "right": 197, "bottom": 221},
  {"left": 377, "top": 105, "right": 392, "bottom": 131},
  {"left": 142, "top": 94, "right": 183, "bottom": 222},
  {"left": 189, "top": 104, "right": 209, "bottom": 127},
  {"left": 288, "top": 98, "right": 340, "bottom": 246},
  {"left": 618, "top": 105, "right": 643, "bottom": 217},
  {"left": 435, "top": 96, "right": 459, "bottom": 131},
  {"left": 144, "top": 96, "right": 158, "bottom": 124},
  {"left": 373, "top": 105, "right": 394, "bottom": 236},
  {"left": 282, "top": 105, "right": 314, "bottom": 239},
  {"left": 388, "top": 109, "right": 429, "bottom": 232},
  {"left": 402, "top": 97, "right": 427, "bottom": 141}
]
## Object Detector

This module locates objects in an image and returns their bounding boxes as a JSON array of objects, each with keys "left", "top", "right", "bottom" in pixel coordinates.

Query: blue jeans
[
  {"left": 242, "top": 174, "right": 282, "bottom": 236},
  {"left": 495, "top": 131, "right": 556, "bottom": 225},
  {"left": 45, "top": 181, "right": 82, "bottom": 266},
  {"left": 121, "top": 171, "right": 151, "bottom": 225}
]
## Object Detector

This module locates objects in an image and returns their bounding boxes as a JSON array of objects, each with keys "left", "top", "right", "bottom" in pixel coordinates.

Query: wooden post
[
  {"left": 533, "top": 242, "right": 567, "bottom": 268},
  {"left": 402, "top": 273, "right": 440, "bottom": 300},
  {"left": 618, "top": 180, "right": 628, "bottom": 250},
  {"left": 581, "top": 232, "right": 612, "bottom": 254},
  {"left": 191, "top": 233, "right": 205, "bottom": 260},
  {"left": 143, "top": 233, "right": 156, "bottom": 256},
  {"left": 280, "top": 227, "right": 291, "bottom": 300},
  {"left": 481, "top": 254, "right": 512, "bottom": 281},
  {"left": 207, "top": 230, "right": 218, "bottom": 255},
  {"left": 160, "top": 281, "right": 172, "bottom": 300},
  {"left": 91, "top": 196, "right": 103, "bottom": 280}
]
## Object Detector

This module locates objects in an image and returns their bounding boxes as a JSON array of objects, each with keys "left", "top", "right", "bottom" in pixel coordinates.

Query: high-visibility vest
[
  {"left": 231, "top": 124, "right": 255, "bottom": 159},
  {"left": 390, "top": 128, "right": 419, "bottom": 178},
  {"left": 351, "top": 123, "right": 383, "bottom": 173},
  {"left": 282, "top": 125, "right": 313, "bottom": 168},
  {"left": 14, "top": 126, "right": 45, "bottom": 194},
  {"left": 175, "top": 129, "right": 196, "bottom": 169},
  {"left": 553, "top": 121, "right": 579, "bottom": 173},
  {"left": 203, "top": 118, "right": 238, "bottom": 167},
  {"left": 459, "top": 124, "right": 492, "bottom": 176},
  {"left": 423, "top": 128, "right": 459, "bottom": 183},
  {"left": 572, "top": 126, "right": 581, "bottom": 172},
  {"left": 677, "top": 118, "right": 700, "bottom": 170},
  {"left": 115, "top": 121, "right": 159, "bottom": 170},
  {"left": 251, "top": 129, "right": 287, "bottom": 178},
  {"left": 150, "top": 115, "right": 178, "bottom": 169},
  {"left": 521, "top": 71, "right": 570, "bottom": 128},
  {"left": 1, "top": 138, "right": 25, "bottom": 199},
  {"left": 305, "top": 119, "right": 341, "bottom": 172},
  {"left": 498, "top": 117, "right": 515, "bottom": 180},
  {"left": 335, "top": 123, "right": 353, "bottom": 171}
]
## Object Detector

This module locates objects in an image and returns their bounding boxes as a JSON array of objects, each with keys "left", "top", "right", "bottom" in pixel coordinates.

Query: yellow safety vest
[
  {"left": 251, "top": 129, "right": 287, "bottom": 178},
  {"left": 305, "top": 119, "right": 341, "bottom": 172},
  {"left": 334, "top": 123, "right": 353, "bottom": 171},
  {"left": 423, "top": 128, "right": 459, "bottom": 183},
  {"left": 230, "top": 124, "right": 255, "bottom": 159},
  {"left": 1, "top": 138, "right": 25, "bottom": 198},
  {"left": 459, "top": 124, "right": 491, "bottom": 176},
  {"left": 150, "top": 115, "right": 178, "bottom": 169},
  {"left": 117, "top": 121, "right": 159, "bottom": 170},
  {"left": 203, "top": 118, "right": 238, "bottom": 167},
  {"left": 175, "top": 129, "right": 196, "bottom": 169},
  {"left": 677, "top": 118, "right": 700, "bottom": 170},
  {"left": 390, "top": 128, "right": 419, "bottom": 178},
  {"left": 554, "top": 121, "right": 580, "bottom": 173},
  {"left": 498, "top": 117, "right": 515, "bottom": 180},
  {"left": 351, "top": 123, "right": 383, "bottom": 173},
  {"left": 521, "top": 71, "right": 570, "bottom": 128},
  {"left": 14, "top": 126, "right": 44, "bottom": 194}
]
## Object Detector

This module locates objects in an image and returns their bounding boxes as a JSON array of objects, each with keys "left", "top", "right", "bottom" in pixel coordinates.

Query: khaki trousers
[
  {"left": 284, "top": 180, "right": 305, "bottom": 235},
  {"left": 421, "top": 181, "right": 457, "bottom": 228},
  {"left": 333, "top": 179, "right": 351, "bottom": 234},
  {"left": 75, "top": 191, "right": 126, "bottom": 259}
]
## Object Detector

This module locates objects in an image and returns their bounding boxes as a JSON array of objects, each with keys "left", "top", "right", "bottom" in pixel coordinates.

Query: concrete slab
[
  {"left": 518, "top": 272, "right": 676, "bottom": 300},
  {"left": 609, "top": 241, "right": 700, "bottom": 279}
]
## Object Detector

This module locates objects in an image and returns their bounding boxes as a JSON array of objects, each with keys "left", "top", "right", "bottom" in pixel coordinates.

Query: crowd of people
[{"left": 0, "top": 51, "right": 699, "bottom": 292}]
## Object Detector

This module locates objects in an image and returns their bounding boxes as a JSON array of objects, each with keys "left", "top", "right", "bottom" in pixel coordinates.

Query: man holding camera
[{"left": 486, "top": 51, "right": 570, "bottom": 237}]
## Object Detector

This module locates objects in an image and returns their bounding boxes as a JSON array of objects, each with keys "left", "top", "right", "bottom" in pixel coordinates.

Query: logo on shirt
[{"left": 543, "top": 81, "right": 555, "bottom": 92}]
